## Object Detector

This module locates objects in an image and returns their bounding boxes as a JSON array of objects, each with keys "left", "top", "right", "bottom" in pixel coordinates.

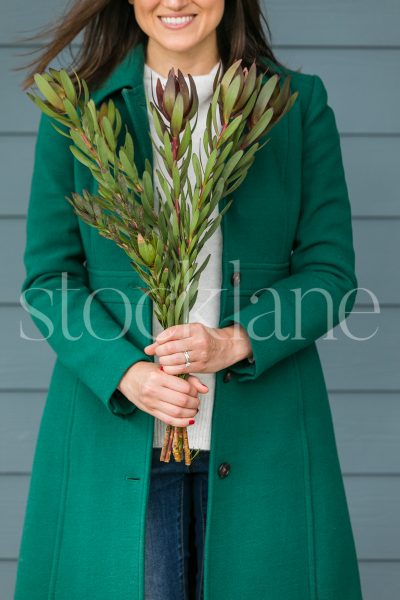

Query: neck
[{"left": 145, "top": 34, "right": 220, "bottom": 78}]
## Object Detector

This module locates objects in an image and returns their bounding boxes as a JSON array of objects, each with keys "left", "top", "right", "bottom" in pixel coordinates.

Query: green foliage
[{"left": 26, "top": 57, "right": 298, "bottom": 330}]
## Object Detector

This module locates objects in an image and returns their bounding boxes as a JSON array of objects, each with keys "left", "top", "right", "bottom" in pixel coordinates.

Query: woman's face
[{"left": 129, "top": 0, "right": 224, "bottom": 55}]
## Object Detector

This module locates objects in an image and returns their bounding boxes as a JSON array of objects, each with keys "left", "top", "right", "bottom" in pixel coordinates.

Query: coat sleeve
[
  {"left": 20, "top": 112, "right": 153, "bottom": 416},
  {"left": 219, "top": 74, "right": 358, "bottom": 380}
]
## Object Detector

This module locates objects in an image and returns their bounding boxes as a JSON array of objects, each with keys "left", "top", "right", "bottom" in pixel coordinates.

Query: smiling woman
[{"left": 14, "top": 1, "right": 363, "bottom": 600}]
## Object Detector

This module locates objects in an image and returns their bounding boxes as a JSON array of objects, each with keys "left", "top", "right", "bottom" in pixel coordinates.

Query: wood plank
[
  {"left": 0, "top": 476, "right": 29, "bottom": 559},
  {"left": 318, "top": 306, "right": 400, "bottom": 391},
  {"left": 266, "top": 0, "right": 400, "bottom": 47},
  {"left": 1, "top": 0, "right": 73, "bottom": 45},
  {"left": 330, "top": 393, "right": 400, "bottom": 474},
  {"left": 277, "top": 48, "right": 400, "bottom": 134},
  {"left": 3, "top": 48, "right": 400, "bottom": 134},
  {"left": 0, "top": 561, "right": 17, "bottom": 600},
  {"left": 359, "top": 561, "right": 400, "bottom": 600},
  {"left": 1, "top": 135, "right": 399, "bottom": 218},
  {"left": 344, "top": 476, "right": 400, "bottom": 560},
  {"left": 0, "top": 392, "right": 45, "bottom": 473},
  {"left": 341, "top": 136, "right": 400, "bottom": 217},
  {"left": 2, "top": 391, "right": 399, "bottom": 475},
  {"left": 0, "top": 306, "right": 56, "bottom": 390},
  {"left": 0, "top": 137, "right": 36, "bottom": 216},
  {"left": 2, "top": 218, "right": 398, "bottom": 303},
  {"left": 1, "top": 474, "right": 399, "bottom": 559}
]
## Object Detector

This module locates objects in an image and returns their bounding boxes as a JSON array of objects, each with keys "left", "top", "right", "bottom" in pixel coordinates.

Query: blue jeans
[{"left": 144, "top": 447, "right": 210, "bottom": 600}]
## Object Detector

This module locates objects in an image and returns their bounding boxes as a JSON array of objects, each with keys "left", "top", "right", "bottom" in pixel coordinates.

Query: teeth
[{"left": 160, "top": 16, "right": 194, "bottom": 25}]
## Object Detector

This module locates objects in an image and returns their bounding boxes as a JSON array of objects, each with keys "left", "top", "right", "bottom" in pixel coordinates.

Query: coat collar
[{"left": 91, "top": 41, "right": 147, "bottom": 107}]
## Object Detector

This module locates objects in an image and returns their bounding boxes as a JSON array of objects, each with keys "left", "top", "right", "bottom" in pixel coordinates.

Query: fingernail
[
  {"left": 189, "top": 419, "right": 195, "bottom": 425},
  {"left": 160, "top": 365, "right": 164, "bottom": 371}
]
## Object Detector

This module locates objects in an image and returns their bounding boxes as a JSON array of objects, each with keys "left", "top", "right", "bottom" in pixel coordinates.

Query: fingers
[
  {"left": 155, "top": 323, "right": 193, "bottom": 343},
  {"left": 187, "top": 374, "right": 208, "bottom": 393},
  {"left": 157, "top": 385, "right": 200, "bottom": 414},
  {"left": 158, "top": 367, "right": 203, "bottom": 397},
  {"left": 151, "top": 407, "right": 197, "bottom": 429}
]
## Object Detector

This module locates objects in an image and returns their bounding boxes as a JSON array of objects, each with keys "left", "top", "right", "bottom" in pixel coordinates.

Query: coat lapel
[{"left": 91, "top": 41, "right": 153, "bottom": 172}]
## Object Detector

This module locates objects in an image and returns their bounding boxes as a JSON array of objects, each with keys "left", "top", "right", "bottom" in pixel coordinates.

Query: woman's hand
[
  {"left": 117, "top": 361, "right": 208, "bottom": 427},
  {"left": 143, "top": 322, "right": 253, "bottom": 375}
]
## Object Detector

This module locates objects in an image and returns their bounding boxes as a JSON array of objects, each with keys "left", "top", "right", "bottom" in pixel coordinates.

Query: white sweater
[{"left": 144, "top": 60, "right": 222, "bottom": 450}]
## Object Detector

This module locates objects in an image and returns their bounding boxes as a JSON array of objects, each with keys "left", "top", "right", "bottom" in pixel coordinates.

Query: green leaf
[
  {"left": 253, "top": 74, "right": 278, "bottom": 121},
  {"left": 33, "top": 74, "right": 64, "bottom": 110},
  {"left": 151, "top": 106, "right": 166, "bottom": 144},
  {"left": 174, "top": 290, "right": 189, "bottom": 323},
  {"left": 215, "top": 140, "right": 234, "bottom": 166},
  {"left": 172, "top": 164, "right": 181, "bottom": 199},
  {"left": 87, "top": 100, "right": 100, "bottom": 133},
  {"left": 171, "top": 93, "right": 184, "bottom": 137},
  {"left": 123, "top": 130, "right": 134, "bottom": 163},
  {"left": 221, "top": 149, "right": 244, "bottom": 180},
  {"left": 70, "top": 128, "right": 92, "bottom": 155},
  {"left": 69, "top": 145, "right": 97, "bottom": 171},
  {"left": 219, "top": 114, "right": 242, "bottom": 145},
  {"left": 223, "top": 74, "right": 241, "bottom": 122},
  {"left": 244, "top": 107, "right": 274, "bottom": 146},
  {"left": 96, "top": 134, "right": 110, "bottom": 168},
  {"left": 119, "top": 148, "right": 137, "bottom": 183},
  {"left": 210, "top": 85, "right": 221, "bottom": 136},
  {"left": 203, "top": 148, "right": 218, "bottom": 181},
  {"left": 63, "top": 97, "right": 80, "bottom": 126},
  {"left": 192, "top": 152, "right": 203, "bottom": 188},
  {"left": 177, "top": 121, "right": 191, "bottom": 161},
  {"left": 102, "top": 116, "right": 116, "bottom": 152},
  {"left": 142, "top": 170, "right": 155, "bottom": 216},
  {"left": 163, "top": 130, "right": 174, "bottom": 171},
  {"left": 59, "top": 69, "right": 77, "bottom": 105},
  {"left": 50, "top": 122, "right": 72, "bottom": 139}
]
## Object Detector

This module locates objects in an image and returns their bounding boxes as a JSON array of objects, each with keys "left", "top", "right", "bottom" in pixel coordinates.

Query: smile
[{"left": 158, "top": 15, "right": 196, "bottom": 29}]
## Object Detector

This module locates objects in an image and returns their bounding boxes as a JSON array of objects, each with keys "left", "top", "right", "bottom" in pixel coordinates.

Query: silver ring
[{"left": 183, "top": 350, "right": 191, "bottom": 368}]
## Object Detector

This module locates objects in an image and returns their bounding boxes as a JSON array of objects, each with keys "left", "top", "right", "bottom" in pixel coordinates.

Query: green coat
[{"left": 14, "top": 41, "right": 363, "bottom": 599}]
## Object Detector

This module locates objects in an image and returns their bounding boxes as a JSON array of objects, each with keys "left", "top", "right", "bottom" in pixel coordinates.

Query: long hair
[{"left": 15, "top": 0, "right": 288, "bottom": 92}]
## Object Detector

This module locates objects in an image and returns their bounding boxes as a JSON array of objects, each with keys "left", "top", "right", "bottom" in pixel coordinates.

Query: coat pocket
[
  {"left": 225, "top": 260, "right": 291, "bottom": 297},
  {"left": 86, "top": 266, "right": 152, "bottom": 346},
  {"left": 86, "top": 266, "right": 146, "bottom": 304}
]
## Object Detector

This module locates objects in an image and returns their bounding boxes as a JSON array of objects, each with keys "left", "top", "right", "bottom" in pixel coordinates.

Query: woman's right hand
[{"left": 117, "top": 361, "right": 208, "bottom": 427}]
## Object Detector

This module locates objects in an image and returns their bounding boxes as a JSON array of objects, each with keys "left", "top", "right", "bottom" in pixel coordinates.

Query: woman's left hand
[{"left": 143, "top": 322, "right": 253, "bottom": 375}]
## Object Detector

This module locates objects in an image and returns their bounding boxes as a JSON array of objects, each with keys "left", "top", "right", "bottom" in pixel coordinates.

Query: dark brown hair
[{"left": 15, "top": 0, "right": 289, "bottom": 93}]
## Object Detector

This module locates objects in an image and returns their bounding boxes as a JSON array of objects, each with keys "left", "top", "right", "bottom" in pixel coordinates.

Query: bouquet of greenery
[{"left": 27, "top": 56, "right": 298, "bottom": 465}]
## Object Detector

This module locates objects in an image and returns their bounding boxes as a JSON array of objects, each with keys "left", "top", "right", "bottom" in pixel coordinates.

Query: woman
[{"left": 15, "top": 1, "right": 363, "bottom": 599}]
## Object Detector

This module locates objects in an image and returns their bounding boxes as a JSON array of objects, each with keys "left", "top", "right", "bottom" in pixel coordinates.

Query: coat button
[
  {"left": 223, "top": 369, "right": 233, "bottom": 383},
  {"left": 230, "top": 271, "right": 241, "bottom": 286},
  {"left": 218, "top": 462, "right": 231, "bottom": 478}
]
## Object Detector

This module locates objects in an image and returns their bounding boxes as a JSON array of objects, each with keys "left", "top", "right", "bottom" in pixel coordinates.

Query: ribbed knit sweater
[{"left": 143, "top": 60, "right": 222, "bottom": 450}]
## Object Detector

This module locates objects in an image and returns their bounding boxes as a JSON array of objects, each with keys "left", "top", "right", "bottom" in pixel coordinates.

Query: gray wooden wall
[{"left": 1, "top": 1, "right": 399, "bottom": 597}]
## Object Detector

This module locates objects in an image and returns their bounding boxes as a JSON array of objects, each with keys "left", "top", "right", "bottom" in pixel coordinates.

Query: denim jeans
[{"left": 144, "top": 446, "right": 210, "bottom": 600}]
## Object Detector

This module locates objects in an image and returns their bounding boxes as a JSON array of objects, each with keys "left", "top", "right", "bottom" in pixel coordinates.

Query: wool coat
[{"left": 14, "top": 40, "right": 363, "bottom": 600}]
